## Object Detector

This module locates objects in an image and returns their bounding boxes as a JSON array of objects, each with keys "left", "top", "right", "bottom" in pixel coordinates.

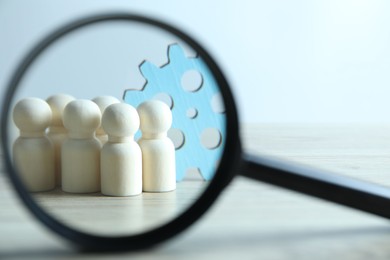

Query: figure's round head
[
  {"left": 102, "top": 103, "right": 139, "bottom": 137},
  {"left": 63, "top": 99, "right": 101, "bottom": 135},
  {"left": 13, "top": 97, "right": 52, "bottom": 133},
  {"left": 92, "top": 96, "right": 121, "bottom": 135},
  {"left": 92, "top": 96, "right": 121, "bottom": 114},
  {"left": 137, "top": 100, "right": 172, "bottom": 135},
  {"left": 46, "top": 94, "right": 75, "bottom": 127}
]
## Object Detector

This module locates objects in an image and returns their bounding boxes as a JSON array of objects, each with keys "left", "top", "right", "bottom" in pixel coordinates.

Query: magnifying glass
[{"left": 2, "top": 13, "right": 390, "bottom": 252}]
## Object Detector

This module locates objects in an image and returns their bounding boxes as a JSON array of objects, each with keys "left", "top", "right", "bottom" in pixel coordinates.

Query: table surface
[{"left": 2, "top": 124, "right": 390, "bottom": 259}]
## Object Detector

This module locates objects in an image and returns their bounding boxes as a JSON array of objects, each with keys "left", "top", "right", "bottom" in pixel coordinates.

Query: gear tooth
[
  {"left": 167, "top": 44, "right": 186, "bottom": 62},
  {"left": 139, "top": 60, "right": 159, "bottom": 78},
  {"left": 122, "top": 88, "right": 131, "bottom": 101},
  {"left": 123, "top": 87, "right": 141, "bottom": 101}
]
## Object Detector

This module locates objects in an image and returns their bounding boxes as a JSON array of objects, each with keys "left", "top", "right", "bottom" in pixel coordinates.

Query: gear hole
[
  {"left": 211, "top": 92, "right": 225, "bottom": 114},
  {"left": 168, "top": 128, "right": 185, "bottom": 150},
  {"left": 181, "top": 70, "right": 203, "bottom": 92},
  {"left": 153, "top": 93, "right": 174, "bottom": 109},
  {"left": 186, "top": 107, "right": 198, "bottom": 119},
  {"left": 184, "top": 168, "right": 204, "bottom": 181},
  {"left": 200, "top": 128, "right": 222, "bottom": 150}
]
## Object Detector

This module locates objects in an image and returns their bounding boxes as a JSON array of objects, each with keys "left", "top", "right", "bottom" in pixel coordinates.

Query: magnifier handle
[{"left": 240, "top": 153, "right": 390, "bottom": 219}]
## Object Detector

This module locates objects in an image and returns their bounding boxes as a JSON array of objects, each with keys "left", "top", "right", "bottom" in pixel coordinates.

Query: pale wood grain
[
  {"left": 242, "top": 124, "right": 390, "bottom": 185},
  {"left": 2, "top": 124, "right": 390, "bottom": 259},
  {"left": 32, "top": 181, "right": 206, "bottom": 236}
]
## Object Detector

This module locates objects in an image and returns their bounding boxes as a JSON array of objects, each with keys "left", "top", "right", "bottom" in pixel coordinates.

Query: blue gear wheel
[{"left": 123, "top": 44, "right": 226, "bottom": 181}]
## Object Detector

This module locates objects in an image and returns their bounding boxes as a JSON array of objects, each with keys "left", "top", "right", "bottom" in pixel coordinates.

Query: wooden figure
[
  {"left": 92, "top": 96, "right": 120, "bottom": 144},
  {"left": 137, "top": 100, "right": 176, "bottom": 192},
  {"left": 46, "top": 94, "right": 75, "bottom": 186},
  {"left": 101, "top": 103, "right": 142, "bottom": 196},
  {"left": 61, "top": 99, "right": 101, "bottom": 193},
  {"left": 13, "top": 98, "right": 55, "bottom": 192}
]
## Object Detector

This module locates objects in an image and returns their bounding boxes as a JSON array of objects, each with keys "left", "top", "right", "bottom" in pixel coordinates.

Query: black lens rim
[{"left": 1, "top": 13, "right": 241, "bottom": 251}]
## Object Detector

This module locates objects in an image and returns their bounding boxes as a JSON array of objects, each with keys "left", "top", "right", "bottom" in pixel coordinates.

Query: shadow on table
[{"left": 2, "top": 225, "right": 390, "bottom": 259}]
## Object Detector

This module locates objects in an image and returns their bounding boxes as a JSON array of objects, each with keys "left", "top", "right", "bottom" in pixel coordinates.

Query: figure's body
[
  {"left": 137, "top": 100, "right": 176, "bottom": 192},
  {"left": 46, "top": 94, "right": 75, "bottom": 186},
  {"left": 13, "top": 98, "right": 55, "bottom": 192},
  {"left": 101, "top": 103, "right": 142, "bottom": 196},
  {"left": 62, "top": 99, "right": 101, "bottom": 193}
]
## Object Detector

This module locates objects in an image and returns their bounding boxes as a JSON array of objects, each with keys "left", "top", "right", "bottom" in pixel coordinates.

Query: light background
[{"left": 1, "top": 0, "right": 390, "bottom": 123}]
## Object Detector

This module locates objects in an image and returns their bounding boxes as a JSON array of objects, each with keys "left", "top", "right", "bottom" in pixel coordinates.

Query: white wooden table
[{"left": 2, "top": 124, "right": 390, "bottom": 259}]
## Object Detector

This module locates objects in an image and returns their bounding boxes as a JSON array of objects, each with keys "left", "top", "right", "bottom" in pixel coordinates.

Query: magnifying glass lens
[{"left": 4, "top": 18, "right": 229, "bottom": 237}]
